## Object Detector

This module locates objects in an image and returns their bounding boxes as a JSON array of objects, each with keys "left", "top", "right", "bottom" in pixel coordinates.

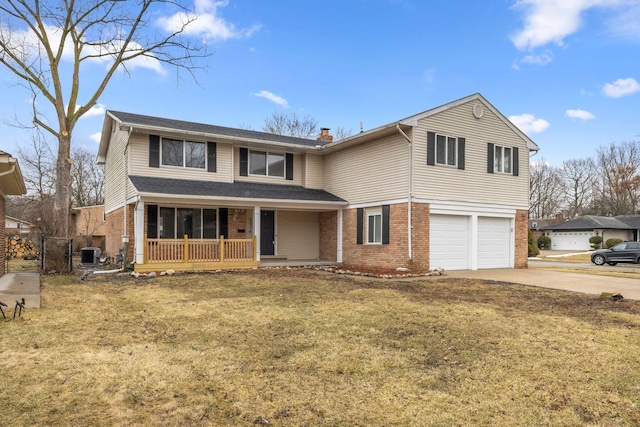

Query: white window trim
[
  {"left": 249, "top": 150, "right": 286, "bottom": 178},
  {"left": 161, "top": 138, "right": 206, "bottom": 169},
  {"left": 366, "top": 207, "right": 383, "bottom": 245},
  {"left": 494, "top": 145, "right": 512, "bottom": 174},
  {"left": 435, "top": 133, "right": 457, "bottom": 167}
]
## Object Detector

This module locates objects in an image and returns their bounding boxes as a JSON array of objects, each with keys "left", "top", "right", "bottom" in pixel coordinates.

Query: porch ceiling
[{"left": 129, "top": 175, "right": 348, "bottom": 209}]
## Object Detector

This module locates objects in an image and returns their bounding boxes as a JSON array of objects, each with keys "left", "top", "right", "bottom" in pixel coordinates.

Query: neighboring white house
[
  {"left": 5, "top": 215, "right": 34, "bottom": 236},
  {"left": 540, "top": 215, "right": 639, "bottom": 250}
]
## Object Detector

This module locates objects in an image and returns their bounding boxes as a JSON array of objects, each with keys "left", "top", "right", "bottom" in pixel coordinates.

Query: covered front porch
[{"left": 128, "top": 176, "right": 347, "bottom": 273}]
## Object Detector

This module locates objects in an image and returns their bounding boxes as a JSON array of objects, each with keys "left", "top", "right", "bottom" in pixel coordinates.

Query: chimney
[{"left": 317, "top": 127, "right": 333, "bottom": 143}]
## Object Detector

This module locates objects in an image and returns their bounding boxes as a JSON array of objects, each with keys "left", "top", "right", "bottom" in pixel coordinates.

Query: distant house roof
[
  {"left": 128, "top": 176, "right": 347, "bottom": 206},
  {"left": 615, "top": 215, "right": 640, "bottom": 229},
  {"left": 540, "top": 215, "right": 632, "bottom": 231}
]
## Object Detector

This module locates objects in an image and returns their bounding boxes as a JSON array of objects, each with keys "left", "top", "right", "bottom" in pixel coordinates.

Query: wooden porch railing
[{"left": 144, "top": 235, "right": 257, "bottom": 264}]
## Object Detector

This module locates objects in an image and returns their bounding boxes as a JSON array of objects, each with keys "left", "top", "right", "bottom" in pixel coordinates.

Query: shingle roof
[
  {"left": 615, "top": 215, "right": 640, "bottom": 229},
  {"left": 128, "top": 175, "right": 347, "bottom": 203},
  {"left": 109, "top": 111, "right": 326, "bottom": 148},
  {"left": 540, "top": 215, "right": 632, "bottom": 231}
]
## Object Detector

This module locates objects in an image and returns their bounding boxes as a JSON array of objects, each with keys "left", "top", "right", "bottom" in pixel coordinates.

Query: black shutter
[
  {"left": 207, "top": 142, "right": 217, "bottom": 173},
  {"left": 219, "top": 208, "right": 228, "bottom": 238},
  {"left": 512, "top": 147, "right": 519, "bottom": 176},
  {"left": 149, "top": 135, "right": 160, "bottom": 168},
  {"left": 239, "top": 148, "right": 248, "bottom": 176},
  {"left": 147, "top": 205, "right": 158, "bottom": 238},
  {"left": 427, "top": 131, "right": 435, "bottom": 165},
  {"left": 457, "top": 138, "right": 465, "bottom": 170},
  {"left": 356, "top": 208, "right": 363, "bottom": 245},
  {"left": 382, "top": 205, "right": 390, "bottom": 245},
  {"left": 286, "top": 153, "right": 294, "bottom": 180},
  {"left": 487, "top": 143, "right": 494, "bottom": 174}
]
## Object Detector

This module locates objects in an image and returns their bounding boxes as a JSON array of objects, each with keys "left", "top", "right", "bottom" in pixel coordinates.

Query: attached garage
[
  {"left": 430, "top": 214, "right": 513, "bottom": 271},
  {"left": 430, "top": 215, "right": 470, "bottom": 270},
  {"left": 478, "top": 217, "right": 512, "bottom": 269},
  {"left": 549, "top": 231, "right": 594, "bottom": 250}
]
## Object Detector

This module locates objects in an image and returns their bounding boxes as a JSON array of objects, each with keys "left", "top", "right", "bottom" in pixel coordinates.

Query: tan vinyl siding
[
  {"left": 413, "top": 100, "right": 530, "bottom": 207},
  {"left": 323, "top": 134, "right": 408, "bottom": 204},
  {"left": 304, "top": 154, "right": 324, "bottom": 189},
  {"left": 104, "top": 127, "right": 129, "bottom": 213},
  {"left": 276, "top": 211, "right": 319, "bottom": 259},
  {"left": 129, "top": 133, "right": 234, "bottom": 183},
  {"left": 233, "top": 147, "right": 303, "bottom": 186}
]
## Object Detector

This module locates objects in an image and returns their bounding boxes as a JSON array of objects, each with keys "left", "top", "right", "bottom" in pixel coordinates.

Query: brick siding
[
  {"left": 515, "top": 209, "right": 529, "bottom": 269},
  {"left": 0, "top": 195, "right": 5, "bottom": 277},
  {"left": 105, "top": 204, "right": 134, "bottom": 263},
  {"left": 319, "top": 211, "right": 337, "bottom": 261}
]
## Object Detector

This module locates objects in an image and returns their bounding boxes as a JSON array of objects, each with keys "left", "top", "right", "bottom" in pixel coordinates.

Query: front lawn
[{"left": 2, "top": 269, "right": 639, "bottom": 426}]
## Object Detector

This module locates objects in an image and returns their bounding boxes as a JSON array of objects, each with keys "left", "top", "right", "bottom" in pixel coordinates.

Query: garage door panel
[
  {"left": 551, "top": 232, "right": 593, "bottom": 250},
  {"left": 478, "top": 217, "right": 511, "bottom": 269},
  {"left": 430, "top": 215, "right": 469, "bottom": 270}
]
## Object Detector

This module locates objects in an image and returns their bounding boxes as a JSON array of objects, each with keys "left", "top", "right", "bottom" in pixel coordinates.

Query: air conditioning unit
[{"left": 80, "top": 247, "right": 101, "bottom": 267}]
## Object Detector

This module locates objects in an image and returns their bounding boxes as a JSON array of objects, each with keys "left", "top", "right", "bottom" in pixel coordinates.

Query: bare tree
[
  {"left": 263, "top": 111, "right": 318, "bottom": 139},
  {"left": 591, "top": 141, "right": 640, "bottom": 215},
  {"left": 0, "top": 0, "right": 207, "bottom": 236},
  {"left": 529, "top": 158, "right": 563, "bottom": 219},
  {"left": 558, "top": 158, "right": 596, "bottom": 219},
  {"left": 71, "top": 146, "right": 104, "bottom": 207},
  {"left": 332, "top": 125, "right": 353, "bottom": 141}
]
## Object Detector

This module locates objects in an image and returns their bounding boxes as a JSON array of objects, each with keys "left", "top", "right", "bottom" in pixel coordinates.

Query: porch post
[
  {"left": 135, "top": 199, "right": 145, "bottom": 264},
  {"left": 337, "top": 209, "right": 343, "bottom": 263},
  {"left": 254, "top": 206, "right": 261, "bottom": 261}
]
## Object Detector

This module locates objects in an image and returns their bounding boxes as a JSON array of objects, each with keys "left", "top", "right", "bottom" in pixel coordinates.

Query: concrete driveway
[
  {"left": 0, "top": 272, "right": 40, "bottom": 311},
  {"left": 447, "top": 261, "right": 640, "bottom": 300}
]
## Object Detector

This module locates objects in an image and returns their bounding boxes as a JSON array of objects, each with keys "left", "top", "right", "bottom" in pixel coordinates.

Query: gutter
[{"left": 396, "top": 124, "right": 413, "bottom": 261}]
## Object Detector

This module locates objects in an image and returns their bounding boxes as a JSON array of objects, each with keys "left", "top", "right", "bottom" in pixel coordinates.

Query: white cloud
[
  {"left": 566, "top": 109, "right": 595, "bottom": 120},
  {"left": 80, "top": 104, "right": 106, "bottom": 118},
  {"left": 253, "top": 90, "right": 289, "bottom": 108},
  {"left": 510, "top": 0, "right": 624, "bottom": 51},
  {"left": 157, "top": 0, "right": 260, "bottom": 42},
  {"left": 509, "top": 113, "right": 550, "bottom": 133},
  {"left": 602, "top": 77, "right": 640, "bottom": 98},
  {"left": 90, "top": 132, "right": 102, "bottom": 144}
]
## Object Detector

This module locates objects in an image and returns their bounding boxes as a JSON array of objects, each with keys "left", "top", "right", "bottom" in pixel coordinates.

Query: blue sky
[{"left": 1, "top": 0, "right": 639, "bottom": 167}]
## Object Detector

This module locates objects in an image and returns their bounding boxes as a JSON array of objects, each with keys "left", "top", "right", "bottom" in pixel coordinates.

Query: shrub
[
  {"left": 537, "top": 235, "right": 551, "bottom": 250},
  {"left": 589, "top": 235, "right": 603, "bottom": 250},
  {"left": 528, "top": 229, "right": 540, "bottom": 257},
  {"left": 606, "top": 238, "right": 623, "bottom": 248}
]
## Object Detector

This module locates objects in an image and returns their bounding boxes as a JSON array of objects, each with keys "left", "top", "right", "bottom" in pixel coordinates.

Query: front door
[{"left": 261, "top": 210, "right": 275, "bottom": 256}]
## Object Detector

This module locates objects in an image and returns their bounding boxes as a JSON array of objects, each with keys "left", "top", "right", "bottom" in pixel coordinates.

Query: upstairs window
[
  {"left": 427, "top": 131, "right": 465, "bottom": 170},
  {"left": 494, "top": 145, "right": 512, "bottom": 174},
  {"left": 436, "top": 134, "right": 457, "bottom": 166},
  {"left": 161, "top": 138, "right": 205, "bottom": 169},
  {"left": 249, "top": 151, "right": 285, "bottom": 177},
  {"left": 487, "top": 143, "right": 519, "bottom": 176}
]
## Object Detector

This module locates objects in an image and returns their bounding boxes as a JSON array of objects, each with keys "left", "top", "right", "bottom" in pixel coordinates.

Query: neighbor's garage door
[
  {"left": 550, "top": 231, "right": 593, "bottom": 250},
  {"left": 430, "top": 215, "right": 469, "bottom": 270},
  {"left": 478, "top": 217, "right": 511, "bottom": 269}
]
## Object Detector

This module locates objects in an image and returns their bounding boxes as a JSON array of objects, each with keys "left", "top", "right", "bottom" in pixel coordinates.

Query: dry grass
[{"left": 2, "top": 269, "right": 640, "bottom": 426}]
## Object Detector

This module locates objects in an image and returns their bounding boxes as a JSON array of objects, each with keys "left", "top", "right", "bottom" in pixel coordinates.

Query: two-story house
[{"left": 98, "top": 93, "right": 538, "bottom": 273}]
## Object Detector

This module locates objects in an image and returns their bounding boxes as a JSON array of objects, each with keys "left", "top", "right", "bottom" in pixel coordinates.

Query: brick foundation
[
  {"left": 0, "top": 195, "right": 5, "bottom": 277},
  {"left": 342, "top": 203, "right": 415, "bottom": 269},
  {"left": 515, "top": 209, "right": 529, "bottom": 269},
  {"left": 105, "top": 204, "right": 134, "bottom": 262},
  {"left": 319, "top": 211, "right": 337, "bottom": 261}
]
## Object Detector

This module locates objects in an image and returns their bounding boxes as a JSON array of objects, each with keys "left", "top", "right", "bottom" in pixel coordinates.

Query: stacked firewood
[{"left": 5, "top": 235, "right": 39, "bottom": 259}]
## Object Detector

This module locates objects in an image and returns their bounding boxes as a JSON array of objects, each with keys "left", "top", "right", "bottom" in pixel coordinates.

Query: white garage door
[
  {"left": 550, "top": 231, "right": 593, "bottom": 250},
  {"left": 430, "top": 215, "right": 469, "bottom": 270},
  {"left": 478, "top": 217, "right": 511, "bottom": 269}
]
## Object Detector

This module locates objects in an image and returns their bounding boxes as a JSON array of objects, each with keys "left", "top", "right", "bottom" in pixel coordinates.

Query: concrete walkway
[
  {"left": 447, "top": 266, "right": 640, "bottom": 300},
  {"left": 0, "top": 272, "right": 40, "bottom": 310}
]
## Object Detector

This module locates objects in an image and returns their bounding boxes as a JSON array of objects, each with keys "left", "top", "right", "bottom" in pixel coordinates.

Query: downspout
[
  {"left": 122, "top": 127, "right": 133, "bottom": 267},
  {"left": 0, "top": 161, "right": 16, "bottom": 178},
  {"left": 396, "top": 124, "right": 413, "bottom": 260}
]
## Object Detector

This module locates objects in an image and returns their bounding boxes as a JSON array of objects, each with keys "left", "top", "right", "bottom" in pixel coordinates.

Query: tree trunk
[{"left": 54, "top": 133, "right": 72, "bottom": 237}]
